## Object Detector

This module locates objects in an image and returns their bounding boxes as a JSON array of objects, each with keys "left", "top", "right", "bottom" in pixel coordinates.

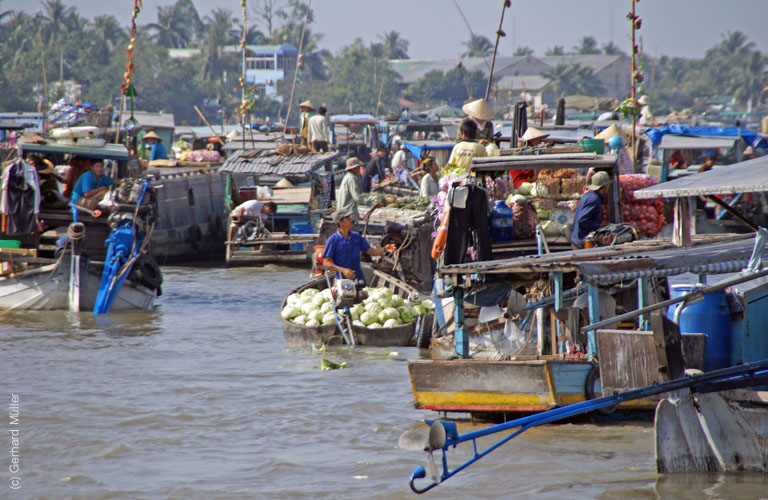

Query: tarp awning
[
  {"left": 645, "top": 125, "right": 767, "bottom": 149},
  {"left": 402, "top": 141, "right": 454, "bottom": 158},
  {"left": 20, "top": 141, "right": 130, "bottom": 160},
  {"left": 658, "top": 134, "right": 742, "bottom": 150},
  {"left": 635, "top": 154, "right": 768, "bottom": 198}
]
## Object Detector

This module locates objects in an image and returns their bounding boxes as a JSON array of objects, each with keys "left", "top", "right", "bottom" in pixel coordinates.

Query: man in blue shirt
[
  {"left": 140, "top": 130, "right": 168, "bottom": 161},
  {"left": 323, "top": 209, "right": 395, "bottom": 283},
  {"left": 71, "top": 160, "right": 115, "bottom": 208},
  {"left": 570, "top": 171, "right": 612, "bottom": 248}
]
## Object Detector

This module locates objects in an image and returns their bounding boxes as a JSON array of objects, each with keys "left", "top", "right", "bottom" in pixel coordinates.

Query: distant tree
[
  {"left": 199, "top": 7, "right": 239, "bottom": 82},
  {"left": 543, "top": 62, "right": 604, "bottom": 97},
  {"left": 270, "top": 0, "right": 329, "bottom": 80},
  {"left": 514, "top": 46, "right": 534, "bottom": 57},
  {"left": 545, "top": 45, "right": 565, "bottom": 56},
  {"left": 321, "top": 39, "right": 401, "bottom": 112},
  {"left": 251, "top": 0, "right": 284, "bottom": 38},
  {"left": 379, "top": 30, "right": 409, "bottom": 60},
  {"left": 711, "top": 31, "right": 755, "bottom": 59},
  {"left": 729, "top": 50, "right": 767, "bottom": 111},
  {"left": 462, "top": 34, "right": 493, "bottom": 58},
  {"left": 573, "top": 36, "right": 600, "bottom": 55},
  {"left": 403, "top": 66, "right": 484, "bottom": 104},
  {"left": 602, "top": 41, "right": 625, "bottom": 56}
]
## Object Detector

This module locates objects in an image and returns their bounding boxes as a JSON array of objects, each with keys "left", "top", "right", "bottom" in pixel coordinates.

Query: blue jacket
[{"left": 570, "top": 189, "right": 604, "bottom": 246}]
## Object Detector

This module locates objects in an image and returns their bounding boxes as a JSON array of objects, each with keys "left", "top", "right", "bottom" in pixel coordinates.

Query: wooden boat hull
[
  {"left": 281, "top": 271, "right": 421, "bottom": 347},
  {"left": 0, "top": 258, "right": 155, "bottom": 311},
  {"left": 408, "top": 359, "right": 598, "bottom": 413}
]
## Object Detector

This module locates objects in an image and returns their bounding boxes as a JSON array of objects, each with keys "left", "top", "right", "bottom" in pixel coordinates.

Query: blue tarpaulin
[
  {"left": 645, "top": 125, "right": 767, "bottom": 149},
  {"left": 402, "top": 141, "right": 454, "bottom": 159}
]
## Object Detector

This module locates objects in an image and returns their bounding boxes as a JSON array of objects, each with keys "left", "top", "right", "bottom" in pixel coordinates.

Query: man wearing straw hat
[
  {"left": 337, "top": 157, "right": 366, "bottom": 223},
  {"left": 570, "top": 171, "right": 612, "bottom": 249},
  {"left": 298, "top": 100, "right": 315, "bottom": 147},
  {"left": 140, "top": 130, "right": 168, "bottom": 163},
  {"left": 457, "top": 98, "right": 496, "bottom": 145}
]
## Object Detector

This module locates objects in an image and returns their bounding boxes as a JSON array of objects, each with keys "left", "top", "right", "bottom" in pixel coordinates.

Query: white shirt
[
  {"left": 234, "top": 200, "right": 266, "bottom": 220},
  {"left": 391, "top": 150, "right": 407, "bottom": 170},
  {"left": 308, "top": 114, "right": 330, "bottom": 143}
]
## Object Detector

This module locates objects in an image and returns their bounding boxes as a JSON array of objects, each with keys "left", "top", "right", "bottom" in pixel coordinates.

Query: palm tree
[
  {"left": 729, "top": 51, "right": 767, "bottom": 111},
  {"left": 378, "top": 30, "right": 409, "bottom": 60},
  {"left": 545, "top": 45, "right": 565, "bottom": 56},
  {"left": 543, "top": 62, "right": 604, "bottom": 98},
  {"left": 90, "top": 15, "right": 127, "bottom": 52},
  {"left": 514, "top": 46, "right": 534, "bottom": 57},
  {"left": 41, "top": 0, "right": 74, "bottom": 44},
  {"left": 573, "top": 36, "right": 600, "bottom": 55},
  {"left": 602, "top": 42, "right": 625, "bottom": 56},
  {"left": 714, "top": 31, "right": 755, "bottom": 59},
  {"left": 200, "top": 7, "right": 238, "bottom": 81},
  {"left": 462, "top": 34, "right": 493, "bottom": 58}
]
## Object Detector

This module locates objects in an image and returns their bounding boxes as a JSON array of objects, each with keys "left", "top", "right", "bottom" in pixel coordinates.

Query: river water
[{"left": 1, "top": 265, "right": 766, "bottom": 499}]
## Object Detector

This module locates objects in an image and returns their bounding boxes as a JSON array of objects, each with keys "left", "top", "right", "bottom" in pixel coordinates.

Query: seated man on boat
[
  {"left": 322, "top": 209, "right": 395, "bottom": 284},
  {"left": 71, "top": 159, "right": 115, "bottom": 217},
  {"left": 62, "top": 156, "right": 92, "bottom": 200},
  {"left": 570, "top": 171, "right": 612, "bottom": 249},
  {"left": 447, "top": 119, "right": 487, "bottom": 174}
]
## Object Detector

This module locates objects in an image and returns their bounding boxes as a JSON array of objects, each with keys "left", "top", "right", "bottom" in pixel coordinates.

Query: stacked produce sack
[
  {"left": 281, "top": 286, "right": 435, "bottom": 329},
  {"left": 602, "top": 174, "right": 665, "bottom": 237}
]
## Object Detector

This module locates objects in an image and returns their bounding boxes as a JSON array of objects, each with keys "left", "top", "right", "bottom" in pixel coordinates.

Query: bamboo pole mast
[
  {"left": 485, "top": 0, "right": 511, "bottom": 101},
  {"left": 282, "top": 0, "right": 312, "bottom": 139},
  {"left": 38, "top": 27, "right": 49, "bottom": 132},
  {"left": 239, "top": 0, "right": 250, "bottom": 147},
  {"left": 630, "top": 0, "right": 636, "bottom": 164}
]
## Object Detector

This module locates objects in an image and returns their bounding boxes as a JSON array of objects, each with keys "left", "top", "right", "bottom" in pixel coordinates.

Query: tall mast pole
[{"left": 485, "top": 0, "right": 511, "bottom": 101}]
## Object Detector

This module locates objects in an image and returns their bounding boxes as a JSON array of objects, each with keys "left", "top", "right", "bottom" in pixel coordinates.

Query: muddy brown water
[{"left": 1, "top": 265, "right": 766, "bottom": 499}]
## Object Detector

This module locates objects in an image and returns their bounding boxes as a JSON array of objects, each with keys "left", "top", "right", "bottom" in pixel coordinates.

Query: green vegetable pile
[
  {"left": 358, "top": 192, "right": 431, "bottom": 210},
  {"left": 282, "top": 287, "right": 436, "bottom": 329}
]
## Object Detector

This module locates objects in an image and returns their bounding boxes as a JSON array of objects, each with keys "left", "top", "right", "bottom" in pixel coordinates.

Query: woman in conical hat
[{"left": 456, "top": 98, "right": 496, "bottom": 144}]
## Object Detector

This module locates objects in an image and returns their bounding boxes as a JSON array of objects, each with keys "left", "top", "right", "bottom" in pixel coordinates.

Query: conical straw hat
[
  {"left": 521, "top": 127, "right": 549, "bottom": 142},
  {"left": 462, "top": 99, "right": 496, "bottom": 121},
  {"left": 140, "top": 130, "right": 162, "bottom": 142},
  {"left": 275, "top": 177, "right": 294, "bottom": 188},
  {"left": 595, "top": 124, "right": 629, "bottom": 144},
  {"left": 299, "top": 100, "right": 315, "bottom": 110}
]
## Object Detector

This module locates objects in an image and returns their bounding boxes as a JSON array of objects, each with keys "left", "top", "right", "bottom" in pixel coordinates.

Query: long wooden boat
[
  {"left": 282, "top": 269, "right": 427, "bottom": 347},
  {"left": 0, "top": 253, "right": 155, "bottom": 311}
]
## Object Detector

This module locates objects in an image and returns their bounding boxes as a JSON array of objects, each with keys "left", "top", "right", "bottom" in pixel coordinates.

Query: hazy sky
[{"left": 4, "top": 0, "right": 767, "bottom": 60}]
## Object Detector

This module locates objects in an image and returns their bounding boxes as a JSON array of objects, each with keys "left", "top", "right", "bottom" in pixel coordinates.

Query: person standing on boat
[
  {"left": 391, "top": 144, "right": 408, "bottom": 171},
  {"left": 323, "top": 209, "right": 395, "bottom": 283},
  {"left": 71, "top": 160, "right": 115, "bottom": 215},
  {"left": 570, "top": 171, "right": 612, "bottom": 249},
  {"left": 308, "top": 105, "right": 331, "bottom": 153},
  {"left": 447, "top": 119, "right": 487, "bottom": 174},
  {"left": 420, "top": 157, "right": 439, "bottom": 199},
  {"left": 298, "top": 100, "right": 315, "bottom": 147},
  {"left": 456, "top": 98, "right": 495, "bottom": 145},
  {"left": 337, "top": 157, "right": 365, "bottom": 223},
  {"left": 363, "top": 146, "right": 387, "bottom": 192}
]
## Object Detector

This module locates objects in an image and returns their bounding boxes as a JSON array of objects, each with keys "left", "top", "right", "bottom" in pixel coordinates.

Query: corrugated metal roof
[
  {"left": 220, "top": 150, "right": 339, "bottom": 175},
  {"left": 439, "top": 234, "right": 757, "bottom": 285},
  {"left": 635, "top": 155, "right": 768, "bottom": 199}
]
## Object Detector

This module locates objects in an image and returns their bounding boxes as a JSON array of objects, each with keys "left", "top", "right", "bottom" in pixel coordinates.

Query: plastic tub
[
  {"left": 668, "top": 284, "right": 731, "bottom": 371},
  {"left": 0, "top": 240, "right": 21, "bottom": 249},
  {"left": 578, "top": 139, "right": 605, "bottom": 154},
  {"left": 290, "top": 223, "right": 314, "bottom": 251}
]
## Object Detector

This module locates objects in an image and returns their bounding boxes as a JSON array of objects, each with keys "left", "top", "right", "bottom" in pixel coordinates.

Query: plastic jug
[{"left": 491, "top": 200, "right": 514, "bottom": 243}]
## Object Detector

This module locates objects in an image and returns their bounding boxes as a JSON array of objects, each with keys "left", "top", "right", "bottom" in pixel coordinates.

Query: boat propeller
[{"left": 398, "top": 421, "right": 447, "bottom": 484}]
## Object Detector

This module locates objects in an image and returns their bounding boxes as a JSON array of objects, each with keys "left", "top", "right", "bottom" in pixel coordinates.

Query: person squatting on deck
[
  {"left": 570, "top": 171, "right": 612, "bottom": 249},
  {"left": 71, "top": 160, "right": 115, "bottom": 217},
  {"left": 231, "top": 200, "right": 277, "bottom": 223},
  {"left": 322, "top": 209, "right": 395, "bottom": 284}
]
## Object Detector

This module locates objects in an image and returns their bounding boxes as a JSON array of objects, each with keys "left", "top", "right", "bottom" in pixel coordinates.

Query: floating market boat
[
  {"left": 281, "top": 269, "right": 433, "bottom": 347},
  {"left": 220, "top": 150, "right": 339, "bottom": 266}
]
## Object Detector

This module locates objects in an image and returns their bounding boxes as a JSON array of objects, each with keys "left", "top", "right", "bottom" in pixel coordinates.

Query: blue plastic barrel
[
  {"left": 490, "top": 200, "right": 514, "bottom": 243},
  {"left": 668, "top": 284, "right": 731, "bottom": 371},
  {"left": 290, "top": 223, "right": 314, "bottom": 251}
]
